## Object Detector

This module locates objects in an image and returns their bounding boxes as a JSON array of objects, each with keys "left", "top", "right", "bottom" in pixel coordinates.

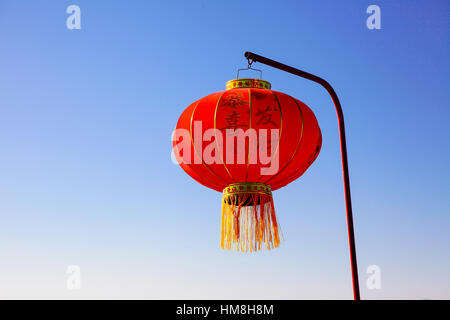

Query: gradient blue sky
[{"left": 0, "top": 0, "right": 449, "bottom": 299}]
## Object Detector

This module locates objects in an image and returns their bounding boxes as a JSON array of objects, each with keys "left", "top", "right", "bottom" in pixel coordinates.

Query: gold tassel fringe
[{"left": 220, "top": 183, "right": 282, "bottom": 252}]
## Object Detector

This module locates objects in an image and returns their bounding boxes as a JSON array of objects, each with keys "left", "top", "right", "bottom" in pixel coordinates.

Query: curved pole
[{"left": 244, "top": 51, "right": 360, "bottom": 300}]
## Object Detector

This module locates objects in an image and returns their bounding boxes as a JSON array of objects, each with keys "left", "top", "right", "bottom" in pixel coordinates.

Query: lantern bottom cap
[{"left": 222, "top": 182, "right": 272, "bottom": 207}]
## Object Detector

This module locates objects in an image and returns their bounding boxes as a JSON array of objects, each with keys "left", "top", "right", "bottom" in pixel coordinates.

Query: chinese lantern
[{"left": 172, "top": 79, "right": 321, "bottom": 252}]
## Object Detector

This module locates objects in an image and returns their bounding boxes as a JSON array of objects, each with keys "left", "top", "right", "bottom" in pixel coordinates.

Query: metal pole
[{"left": 244, "top": 51, "right": 360, "bottom": 300}]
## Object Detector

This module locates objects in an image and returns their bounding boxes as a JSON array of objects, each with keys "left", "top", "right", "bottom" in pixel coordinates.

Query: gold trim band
[
  {"left": 226, "top": 79, "right": 271, "bottom": 90},
  {"left": 223, "top": 182, "right": 272, "bottom": 197}
]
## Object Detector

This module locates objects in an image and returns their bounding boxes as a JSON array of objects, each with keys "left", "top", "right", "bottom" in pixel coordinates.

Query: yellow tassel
[{"left": 220, "top": 183, "right": 282, "bottom": 252}]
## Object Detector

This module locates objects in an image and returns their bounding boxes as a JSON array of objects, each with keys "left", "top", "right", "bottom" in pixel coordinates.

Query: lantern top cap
[{"left": 226, "top": 78, "right": 271, "bottom": 90}]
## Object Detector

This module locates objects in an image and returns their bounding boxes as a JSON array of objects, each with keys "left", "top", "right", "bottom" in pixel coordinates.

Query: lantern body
[{"left": 173, "top": 79, "right": 322, "bottom": 252}]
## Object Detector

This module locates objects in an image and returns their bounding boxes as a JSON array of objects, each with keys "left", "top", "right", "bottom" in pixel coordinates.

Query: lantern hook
[
  {"left": 236, "top": 59, "right": 263, "bottom": 79},
  {"left": 247, "top": 57, "right": 254, "bottom": 68}
]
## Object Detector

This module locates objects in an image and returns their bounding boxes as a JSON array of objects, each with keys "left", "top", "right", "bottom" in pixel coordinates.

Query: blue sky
[{"left": 0, "top": 0, "right": 449, "bottom": 299}]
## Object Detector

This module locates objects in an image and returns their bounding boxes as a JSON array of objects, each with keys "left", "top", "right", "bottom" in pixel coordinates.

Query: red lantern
[{"left": 173, "top": 79, "right": 322, "bottom": 252}]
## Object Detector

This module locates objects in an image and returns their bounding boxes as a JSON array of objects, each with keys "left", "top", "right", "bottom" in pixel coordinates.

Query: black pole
[{"left": 244, "top": 51, "right": 360, "bottom": 300}]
